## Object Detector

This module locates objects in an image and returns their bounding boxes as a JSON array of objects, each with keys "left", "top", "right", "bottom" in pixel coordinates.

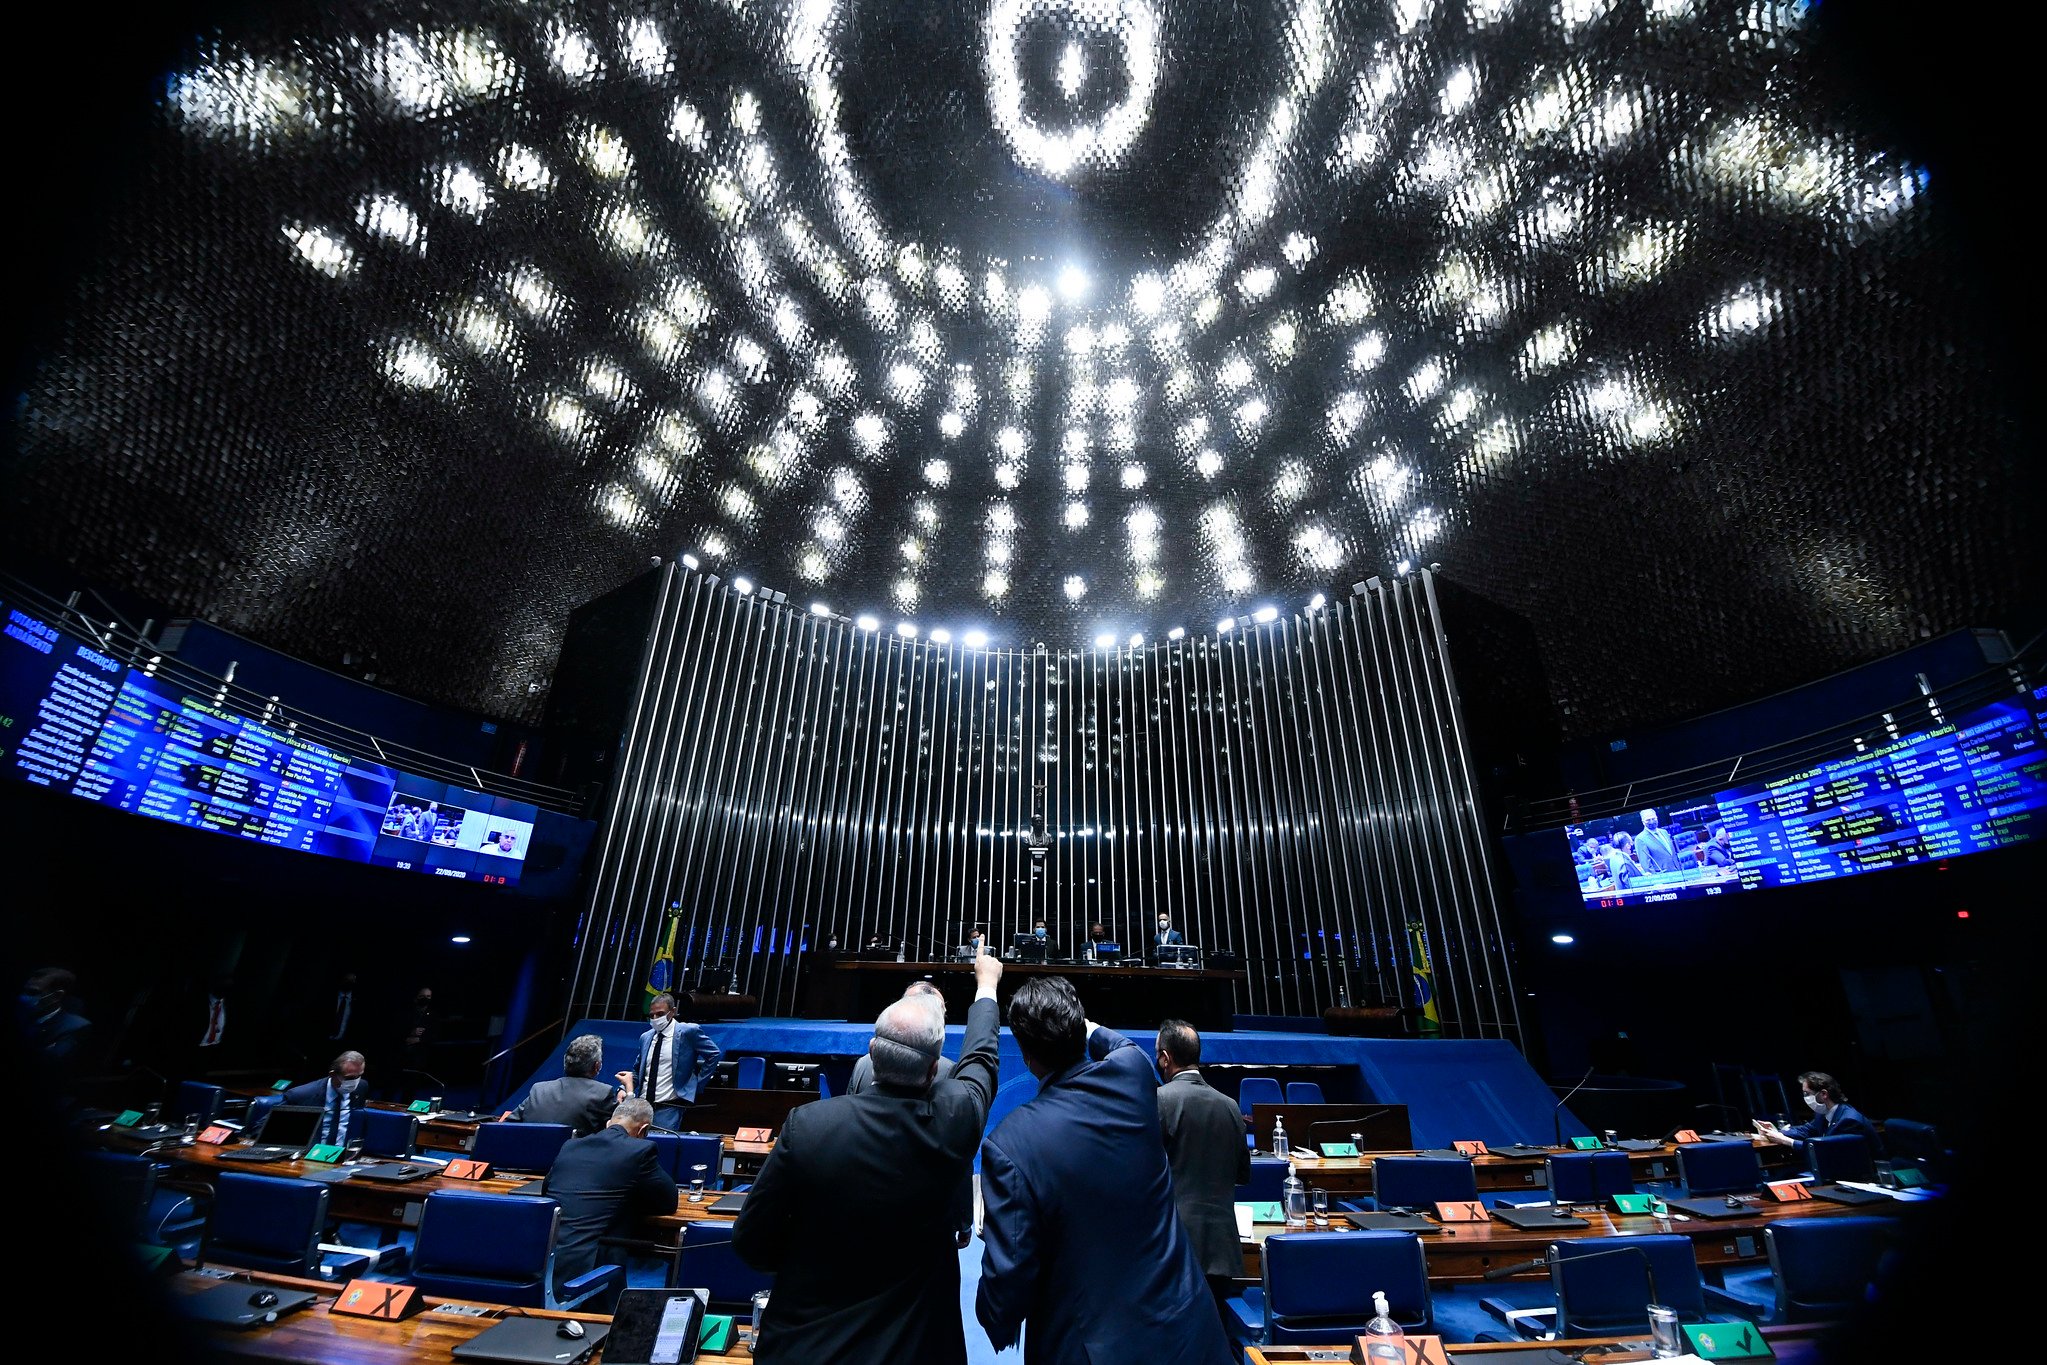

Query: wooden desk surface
[
  {"left": 1245, "top": 1323, "right": 1834, "bottom": 1363},
  {"left": 1285, "top": 1138, "right": 1795, "bottom": 1194},
  {"left": 169, "top": 1268, "right": 754, "bottom": 1363}
]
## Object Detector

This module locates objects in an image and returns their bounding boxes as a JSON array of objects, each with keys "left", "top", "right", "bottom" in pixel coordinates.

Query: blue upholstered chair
[
  {"left": 1284, "top": 1081, "right": 1326, "bottom": 1106},
  {"left": 733, "top": 1056, "right": 767, "bottom": 1090},
  {"left": 650, "top": 1132, "right": 726, "bottom": 1190},
  {"left": 1371, "top": 1155, "right": 1479, "bottom": 1211},
  {"left": 1234, "top": 1156, "right": 1290, "bottom": 1204},
  {"left": 1758, "top": 1216, "right": 1894, "bottom": 1322},
  {"left": 411, "top": 1190, "right": 621, "bottom": 1310},
  {"left": 163, "top": 1081, "right": 223, "bottom": 1127},
  {"left": 1677, "top": 1141, "right": 1762, "bottom": 1196},
  {"left": 1551, "top": 1234, "right": 1709, "bottom": 1336},
  {"left": 1805, "top": 1134, "right": 1877, "bottom": 1184},
  {"left": 358, "top": 1108, "right": 419, "bottom": 1159},
  {"left": 470, "top": 1121, "right": 574, "bottom": 1174},
  {"left": 89, "top": 1148, "right": 206, "bottom": 1249},
  {"left": 198, "top": 1171, "right": 369, "bottom": 1281},
  {"left": 1547, "top": 1151, "right": 1635, "bottom": 1204},
  {"left": 669, "top": 1219, "right": 773, "bottom": 1311},
  {"left": 1879, "top": 1117, "right": 1937, "bottom": 1163},
  {"left": 1239, "top": 1077, "right": 1283, "bottom": 1122},
  {"left": 1227, "top": 1231, "right": 1432, "bottom": 1345}
]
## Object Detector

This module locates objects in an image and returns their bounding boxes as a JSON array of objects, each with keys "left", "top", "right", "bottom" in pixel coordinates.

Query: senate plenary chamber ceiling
[{"left": 3, "top": 0, "right": 2036, "bottom": 1361}]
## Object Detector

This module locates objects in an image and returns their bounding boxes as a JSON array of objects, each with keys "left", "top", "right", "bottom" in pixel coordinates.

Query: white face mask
[
  {"left": 651, "top": 1015, "right": 672, "bottom": 1032},
  {"left": 338, "top": 1077, "right": 363, "bottom": 1094},
  {"left": 1803, "top": 1093, "right": 1823, "bottom": 1113},
  {"left": 1158, "top": 922, "right": 1170, "bottom": 931}
]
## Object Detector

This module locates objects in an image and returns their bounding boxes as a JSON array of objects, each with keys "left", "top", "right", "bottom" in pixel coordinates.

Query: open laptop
[
  {"left": 177, "top": 1281, "right": 318, "bottom": 1327},
  {"left": 604, "top": 1289, "right": 710, "bottom": 1365},
  {"left": 216, "top": 1104, "right": 325, "bottom": 1161},
  {"left": 450, "top": 1317, "right": 609, "bottom": 1365}
]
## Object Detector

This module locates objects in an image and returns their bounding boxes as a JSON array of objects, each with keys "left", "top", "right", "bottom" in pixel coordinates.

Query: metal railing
[
  {"left": 1513, "top": 631, "right": 2041, "bottom": 833},
  {"left": 2, "top": 568, "right": 586, "bottom": 816}
]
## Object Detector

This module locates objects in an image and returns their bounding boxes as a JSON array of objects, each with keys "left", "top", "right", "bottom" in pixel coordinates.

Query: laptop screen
[
  {"left": 606, "top": 1289, "right": 707, "bottom": 1365},
  {"left": 253, "top": 1104, "right": 326, "bottom": 1148}
]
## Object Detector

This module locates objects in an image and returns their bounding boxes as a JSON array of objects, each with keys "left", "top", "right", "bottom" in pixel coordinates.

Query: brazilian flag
[
  {"left": 1407, "top": 921, "right": 1442, "bottom": 1036},
  {"left": 644, "top": 909, "right": 681, "bottom": 1011}
]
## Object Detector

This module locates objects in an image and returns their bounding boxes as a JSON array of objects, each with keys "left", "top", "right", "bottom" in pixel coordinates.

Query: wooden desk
[
  {"left": 168, "top": 1268, "right": 754, "bottom": 1362},
  {"left": 1285, "top": 1138, "right": 1796, "bottom": 1196},
  {"left": 1239, "top": 1191, "right": 1924, "bottom": 1282},
  {"left": 813, "top": 959, "right": 1243, "bottom": 1031},
  {"left": 1245, "top": 1323, "right": 1833, "bottom": 1363}
]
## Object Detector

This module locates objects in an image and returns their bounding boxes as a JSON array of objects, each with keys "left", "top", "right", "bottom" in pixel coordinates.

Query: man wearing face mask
[
  {"left": 618, "top": 992, "right": 722, "bottom": 1132},
  {"left": 1756, "top": 1070, "right": 1882, "bottom": 1152},
  {"left": 1027, "top": 918, "right": 1062, "bottom": 963},
  {"left": 1149, "top": 913, "right": 1185, "bottom": 965},
  {"left": 282, "top": 1051, "right": 369, "bottom": 1148}
]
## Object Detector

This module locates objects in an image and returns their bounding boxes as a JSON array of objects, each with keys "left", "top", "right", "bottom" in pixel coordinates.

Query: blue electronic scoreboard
[
  {"left": 3, "top": 597, "right": 540, "bottom": 887},
  {"left": 1566, "top": 688, "right": 2046, "bottom": 906}
]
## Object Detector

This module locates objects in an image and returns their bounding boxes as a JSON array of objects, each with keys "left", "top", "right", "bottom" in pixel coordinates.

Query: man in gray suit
[
  {"left": 1155, "top": 1018, "right": 1251, "bottom": 1305},
  {"left": 501, "top": 1034, "right": 621, "bottom": 1137},
  {"left": 1633, "top": 807, "right": 1680, "bottom": 873},
  {"left": 846, "top": 979, "right": 972, "bottom": 1247}
]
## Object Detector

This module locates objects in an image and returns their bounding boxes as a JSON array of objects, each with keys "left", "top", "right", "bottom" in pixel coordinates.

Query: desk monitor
[
  {"left": 1156, "top": 943, "right": 1201, "bottom": 967},
  {"left": 1251, "top": 1103, "right": 1413, "bottom": 1153},
  {"left": 1088, "top": 941, "right": 1122, "bottom": 959},
  {"left": 1012, "top": 933, "right": 1048, "bottom": 962},
  {"left": 249, "top": 1104, "right": 326, "bottom": 1149}
]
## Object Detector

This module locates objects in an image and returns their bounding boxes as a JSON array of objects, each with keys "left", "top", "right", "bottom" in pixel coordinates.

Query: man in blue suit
[
  {"left": 616, "top": 991, "right": 721, "bottom": 1131},
  {"left": 976, "top": 977, "right": 1232, "bottom": 1365},
  {"left": 1757, "top": 1070, "right": 1883, "bottom": 1154},
  {"left": 281, "top": 1050, "right": 368, "bottom": 1148}
]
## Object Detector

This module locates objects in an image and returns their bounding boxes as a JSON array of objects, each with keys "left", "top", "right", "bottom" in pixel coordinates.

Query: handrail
[
  {"left": 1513, "top": 632, "right": 2041, "bottom": 833},
  {"left": 2, "top": 568, "right": 586, "bottom": 816}
]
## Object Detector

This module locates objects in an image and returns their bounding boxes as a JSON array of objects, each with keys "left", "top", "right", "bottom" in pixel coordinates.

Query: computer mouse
[
  {"left": 557, "top": 1319, "right": 586, "bottom": 1340},
  {"left": 400, "top": 1164, "right": 418, "bottom": 1174},
  {"left": 1726, "top": 1196, "right": 1744, "bottom": 1208},
  {"left": 250, "top": 1290, "right": 280, "bottom": 1308}
]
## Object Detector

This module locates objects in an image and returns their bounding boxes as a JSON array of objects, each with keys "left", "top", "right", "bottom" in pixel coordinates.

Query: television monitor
[{"left": 1565, "top": 687, "right": 2047, "bottom": 907}]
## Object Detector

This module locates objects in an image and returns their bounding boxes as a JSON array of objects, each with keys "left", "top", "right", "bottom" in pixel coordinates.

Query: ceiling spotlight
[
  {"left": 1216, "top": 617, "right": 1236, "bottom": 634},
  {"left": 896, "top": 622, "right": 918, "bottom": 638},
  {"left": 733, "top": 577, "right": 754, "bottom": 595},
  {"left": 809, "top": 601, "right": 831, "bottom": 616},
  {"left": 1128, "top": 633, "right": 1143, "bottom": 647},
  {"left": 1550, "top": 933, "right": 1576, "bottom": 946},
  {"left": 856, "top": 614, "right": 879, "bottom": 631},
  {"left": 1094, "top": 632, "right": 1116, "bottom": 649},
  {"left": 1057, "top": 264, "right": 1089, "bottom": 302},
  {"left": 964, "top": 629, "right": 989, "bottom": 648},
  {"left": 451, "top": 934, "right": 471, "bottom": 945},
  {"left": 1252, "top": 605, "right": 1279, "bottom": 623},
  {"left": 680, "top": 553, "right": 700, "bottom": 570},
  {"left": 929, "top": 628, "right": 952, "bottom": 644},
  {"left": 1167, "top": 626, "right": 1186, "bottom": 641},
  {"left": 1308, "top": 592, "right": 1326, "bottom": 610},
  {"left": 1396, "top": 560, "right": 1412, "bottom": 575}
]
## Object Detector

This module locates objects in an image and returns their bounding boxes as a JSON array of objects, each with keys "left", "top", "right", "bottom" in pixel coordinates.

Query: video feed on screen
[
  {"left": 378, "top": 793, "right": 471, "bottom": 846},
  {"left": 1565, "top": 799, "right": 1744, "bottom": 905},
  {"left": 455, "top": 802, "right": 535, "bottom": 862}
]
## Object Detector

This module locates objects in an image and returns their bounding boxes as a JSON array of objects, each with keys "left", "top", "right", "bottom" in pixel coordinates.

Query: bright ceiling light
[
  {"left": 1128, "top": 632, "right": 1143, "bottom": 647},
  {"left": 1252, "top": 605, "right": 1279, "bottom": 623},
  {"left": 963, "top": 629, "right": 989, "bottom": 648},
  {"left": 1167, "top": 626, "right": 1185, "bottom": 640},
  {"left": 896, "top": 622, "right": 918, "bottom": 638},
  {"left": 929, "top": 628, "right": 952, "bottom": 644},
  {"left": 856, "top": 614, "right": 879, "bottom": 631},
  {"left": 1094, "top": 631, "right": 1116, "bottom": 649},
  {"left": 809, "top": 601, "right": 830, "bottom": 616},
  {"left": 680, "top": 553, "right": 699, "bottom": 570},
  {"left": 733, "top": 577, "right": 753, "bottom": 595},
  {"left": 1216, "top": 617, "right": 1236, "bottom": 633},
  {"left": 1056, "top": 264, "right": 1089, "bottom": 301}
]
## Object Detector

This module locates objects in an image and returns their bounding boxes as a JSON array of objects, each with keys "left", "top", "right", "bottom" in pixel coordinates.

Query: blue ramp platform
[{"left": 513, "top": 1018, "right": 1587, "bottom": 1149}]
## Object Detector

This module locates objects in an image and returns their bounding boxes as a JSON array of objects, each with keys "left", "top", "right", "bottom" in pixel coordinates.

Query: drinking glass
[
  {"left": 1647, "top": 1303, "right": 1682, "bottom": 1358},
  {"left": 1311, "top": 1188, "right": 1329, "bottom": 1226},
  {"left": 688, "top": 1165, "right": 709, "bottom": 1202},
  {"left": 749, "top": 1290, "right": 771, "bottom": 1348}
]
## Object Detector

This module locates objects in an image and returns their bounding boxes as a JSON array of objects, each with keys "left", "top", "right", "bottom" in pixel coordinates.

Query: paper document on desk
[{"left": 1235, "top": 1204, "right": 1253, "bottom": 1239}]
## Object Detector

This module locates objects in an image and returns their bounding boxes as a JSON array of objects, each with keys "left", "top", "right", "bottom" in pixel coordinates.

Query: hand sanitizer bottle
[{"left": 1271, "top": 1115, "right": 1290, "bottom": 1160}]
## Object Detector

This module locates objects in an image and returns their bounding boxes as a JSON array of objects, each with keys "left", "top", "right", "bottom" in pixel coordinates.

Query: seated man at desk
[
  {"left": 501, "top": 1034, "right": 619, "bottom": 1137},
  {"left": 1757, "top": 1070, "right": 1882, "bottom": 1152},
  {"left": 281, "top": 1050, "right": 369, "bottom": 1148},
  {"left": 1020, "top": 919, "right": 1062, "bottom": 962},
  {"left": 543, "top": 1097, "right": 677, "bottom": 1311}
]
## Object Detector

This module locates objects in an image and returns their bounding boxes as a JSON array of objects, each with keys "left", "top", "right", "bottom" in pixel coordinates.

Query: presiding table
[{"left": 812, "top": 958, "right": 1243, "bottom": 1030}]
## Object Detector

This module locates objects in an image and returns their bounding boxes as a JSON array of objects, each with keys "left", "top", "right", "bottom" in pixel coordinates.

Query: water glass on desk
[
  {"left": 1311, "top": 1188, "right": 1329, "bottom": 1226},
  {"left": 1646, "top": 1303, "right": 1682, "bottom": 1358},
  {"left": 748, "top": 1290, "right": 771, "bottom": 1349},
  {"left": 688, "top": 1165, "right": 709, "bottom": 1202}
]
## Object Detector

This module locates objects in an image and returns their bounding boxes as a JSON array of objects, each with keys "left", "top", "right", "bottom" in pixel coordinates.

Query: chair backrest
[
  {"left": 1284, "top": 1081, "right": 1326, "bottom": 1106},
  {"left": 165, "top": 1080, "right": 223, "bottom": 1126},
  {"left": 649, "top": 1132, "right": 725, "bottom": 1187},
  {"left": 471, "top": 1121, "right": 575, "bottom": 1173},
  {"left": 1806, "top": 1134, "right": 1876, "bottom": 1184},
  {"left": 1263, "top": 1232, "right": 1430, "bottom": 1334},
  {"left": 1551, "top": 1234, "right": 1705, "bottom": 1335},
  {"left": 1548, "top": 1151, "right": 1636, "bottom": 1203},
  {"left": 1677, "top": 1140, "right": 1762, "bottom": 1195},
  {"left": 85, "top": 1150, "right": 158, "bottom": 1238},
  {"left": 1373, "top": 1155, "right": 1478, "bottom": 1209},
  {"left": 412, "top": 1191, "right": 559, "bottom": 1306},
  {"left": 671, "top": 1219, "right": 773, "bottom": 1310},
  {"left": 733, "top": 1056, "right": 766, "bottom": 1090},
  {"left": 1234, "top": 1156, "right": 1290, "bottom": 1204},
  {"left": 1239, "top": 1077, "right": 1283, "bottom": 1119},
  {"left": 1879, "top": 1117, "right": 1939, "bottom": 1163},
  {"left": 359, "top": 1109, "right": 418, "bottom": 1159},
  {"left": 200, "top": 1172, "right": 329, "bottom": 1277},
  {"left": 1765, "top": 1216, "right": 1894, "bottom": 1322}
]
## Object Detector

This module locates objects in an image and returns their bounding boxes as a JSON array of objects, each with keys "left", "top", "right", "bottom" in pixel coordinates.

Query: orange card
[
  {"left": 331, "top": 1280, "right": 424, "bottom": 1320},
  {"left": 443, "top": 1158, "right": 491, "bottom": 1180},
  {"left": 1672, "top": 1129, "right": 1702, "bottom": 1144},
  {"left": 1453, "top": 1140, "right": 1489, "bottom": 1157},
  {"left": 736, "top": 1127, "right": 773, "bottom": 1143},
  {"left": 196, "top": 1125, "right": 235, "bottom": 1145},
  {"left": 1353, "top": 1332, "right": 1450, "bottom": 1364},
  {"left": 1762, "top": 1179, "right": 1812, "bottom": 1202},
  {"left": 1433, "top": 1200, "right": 1489, "bottom": 1222}
]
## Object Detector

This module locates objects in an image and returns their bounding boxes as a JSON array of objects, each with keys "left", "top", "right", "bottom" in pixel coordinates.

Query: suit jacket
[
  {"left": 1634, "top": 827, "right": 1680, "bottom": 873},
  {"left": 978, "top": 1027, "right": 1233, "bottom": 1365},
  {"left": 1153, "top": 929, "right": 1186, "bottom": 947},
  {"left": 1784, "top": 1102, "right": 1883, "bottom": 1153},
  {"left": 543, "top": 1126, "right": 678, "bottom": 1291},
  {"left": 1157, "top": 1069, "right": 1252, "bottom": 1278},
  {"left": 846, "top": 1053, "right": 972, "bottom": 1242},
  {"left": 281, "top": 1077, "right": 367, "bottom": 1147},
  {"left": 633, "top": 1020, "right": 722, "bottom": 1104},
  {"left": 510, "top": 1075, "right": 621, "bottom": 1137},
  {"left": 734, "top": 996, "right": 1000, "bottom": 1365}
]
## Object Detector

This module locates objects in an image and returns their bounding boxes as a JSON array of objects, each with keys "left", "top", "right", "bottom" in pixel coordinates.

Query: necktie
[
  {"left": 202, "top": 999, "right": 223, "bottom": 1046},
  {"left": 649, "top": 1029, "right": 666, "bottom": 1103},
  {"left": 325, "top": 1086, "right": 342, "bottom": 1145}
]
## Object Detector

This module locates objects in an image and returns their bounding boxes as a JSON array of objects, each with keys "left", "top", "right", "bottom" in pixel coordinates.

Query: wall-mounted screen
[
  {"left": 3, "top": 598, "right": 542, "bottom": 888},
  {"left": 1566, "top": 687, "right": 2046, "bottom": 906}
]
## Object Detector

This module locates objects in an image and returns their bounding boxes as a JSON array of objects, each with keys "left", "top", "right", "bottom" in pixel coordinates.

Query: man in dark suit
[
  {"left": 977, "top": 978, "right": 1232, "bottom": 1365},
  {"left": 843, "top": 979, "right": 972, "bottom": 1249},
  {"left": 281, "top": 1051, "right": 369, "bottom": 1148},
  {"left": 734, "top": 949, "right": 1003, "bottom": 1364},
  {"left": 543, "top": 1096, "right": 678, "bottom": 1307},
  {"left": 1154, "top": 1019, "right": 1250, "bottom": 1303},
  {"left": 617, "top": 991, "right": 722, "bottom": 1131},
  {"left": 500, "top": 1034, "right": 620, "bottom": 1137},
  {"left": 1758, "top": 1070, "right": 1884, "bottom": 1154},
  {"left": 1153, "top": 913, "right": 1185, "bottom": 949}
]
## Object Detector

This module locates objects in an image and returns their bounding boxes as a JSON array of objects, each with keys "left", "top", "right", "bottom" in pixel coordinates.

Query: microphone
[{"left": 1552, "top": 1066, "right": 1596, "bottom": 1151}]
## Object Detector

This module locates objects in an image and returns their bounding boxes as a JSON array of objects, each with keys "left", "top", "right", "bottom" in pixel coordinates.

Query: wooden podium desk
[
  {"left": 819, "top": 958, "right": 1243, "bottom": 1031},
  {"left": 1245, "top": 1322, "right": 1836, "bottom": 1364},
  {"left": 1239, "top": 1191, "right": 1923, "bottom": 1282},
  {"left": 1286, "top": 1137, "right": 1797, "bottom": 1196},
  {"left": 168, "top": 1267, "right": 754, "bottom": 1363}
]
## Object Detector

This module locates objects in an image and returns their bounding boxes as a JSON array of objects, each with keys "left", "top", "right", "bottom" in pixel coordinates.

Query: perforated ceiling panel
[{"left": 8, "top": 0, "right": 2028, "bottom": 735}]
